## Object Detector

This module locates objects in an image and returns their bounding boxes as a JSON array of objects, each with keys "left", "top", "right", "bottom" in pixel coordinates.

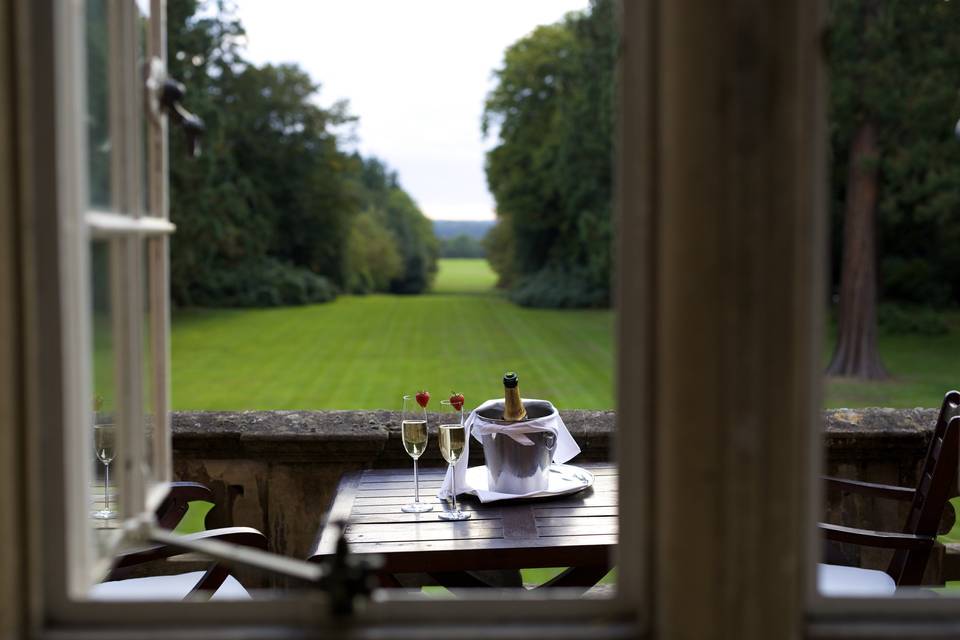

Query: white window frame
[
  {"left": 77, "top": 0, "right": 174, "bottom": 581},
  {"left": 20, "top": 0, "right": 645, "bottom": 634},
  {"left": 17, "top": 0, "right": 960, "bottom": 637},
  {"left": 10, "top": 0, "right": 171, "bottom": 598}
]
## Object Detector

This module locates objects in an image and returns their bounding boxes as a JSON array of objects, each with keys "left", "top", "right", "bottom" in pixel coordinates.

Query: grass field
[
  {"left": 171, "top": 259, "right": 613, "bottom": 410},
  {"left": 168, "top": 258, "right": 960, "bottom": 410},
  {"left": 430, "top": 258, "right": 498, "bottom": 294},
  {"left": 823, "top": 315, "right": 960, "bottom": 408}
]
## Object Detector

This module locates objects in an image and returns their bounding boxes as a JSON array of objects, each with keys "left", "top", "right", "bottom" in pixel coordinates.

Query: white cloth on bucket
[{"left": 438, "top": 398, "right": 580, "bottom": 502}]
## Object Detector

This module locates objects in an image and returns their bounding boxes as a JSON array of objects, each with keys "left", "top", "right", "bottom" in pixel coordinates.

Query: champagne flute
[
  {"left": 91, "top": 423, "right": 117, "bottom": 519},
  {"left": 400, "top": 394, "right": 433, "bottom": 513},
  {"left": 438, "top": 399, "right": 470, "bottom": 521}
]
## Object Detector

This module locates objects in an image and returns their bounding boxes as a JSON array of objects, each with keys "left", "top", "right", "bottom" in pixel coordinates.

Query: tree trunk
[{"left": 827, "top": 121, "right": 887, "bottom": 379}]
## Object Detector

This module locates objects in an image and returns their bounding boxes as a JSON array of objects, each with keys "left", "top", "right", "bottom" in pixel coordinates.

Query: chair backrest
[
  {"left": 888, "top": 390, "right": 960, "bottom": 585},
  {"left": 155, "top": 482, "right": 213, "bottom": 530}
]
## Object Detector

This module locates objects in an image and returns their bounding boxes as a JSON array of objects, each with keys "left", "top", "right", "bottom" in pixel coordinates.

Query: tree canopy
[
  {"left": 482, "top": 0, "right": 616, "bottom": 308},
  {"left": 828, "top": 0, "right": 960, "bottom": 308},
  {"left": 167, "top": 0, "right": 436, "bottom": 307},
  {"left": 482, "top": 0, "right": 960, "bottom": 314}
]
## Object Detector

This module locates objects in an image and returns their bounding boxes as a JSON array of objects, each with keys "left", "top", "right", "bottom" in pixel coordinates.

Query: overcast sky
[{"left": 235, "top": 0, "right": 589, "bottom": 221}]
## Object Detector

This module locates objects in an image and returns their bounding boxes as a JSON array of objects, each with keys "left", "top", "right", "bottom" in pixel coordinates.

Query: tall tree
[
  {"left": 827, "top": 0, "right": 886, "bottom": 378},
  {"left": 828, "top": 122, "right": 887, "bottom": 377},
  {"left": 482, "top": 0, "right": 616, "bottom": 308},
  {"left": 827, "top": 0, "right": 960, "bottom": 375}
]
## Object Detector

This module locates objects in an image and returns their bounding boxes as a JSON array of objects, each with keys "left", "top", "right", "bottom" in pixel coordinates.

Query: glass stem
[
  {"left": 413, "top": 458, "right": 420, "bottom": 503},
  {"left": 103, "top": 462, "right": 110, "bottom": 511},
  {"left": 450, "top": 463, "right": 458, "bottom": 512}
]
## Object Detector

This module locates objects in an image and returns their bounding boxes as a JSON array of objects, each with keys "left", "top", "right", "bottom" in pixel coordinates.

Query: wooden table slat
[
  {"left": 533, "top": 506, "right": 618, "bottom": 517},
  {"left": 349, "top": 511, "right": 503, "bottom": 524},
  {"left": 343, "top": 534, "right": 618, "bottom": 557},
  {"left": 500, "top": 505, "right": 538, "bottom": 539},
  {"left": 353, "top": 490, "right": 617, "bottom": 508},
  {"left": 356, "top": 475, "right": 618, "bottom": 496},
  {"left": 347, "top": 520, "right": 503, "bottom": 535},
  {"left": 346, "top": 528, "right": 505, "bottom": 544},
  {"left": 534, "top": 516, "right": 618, "bottom": 528},
  {"left": 351, "top": 503, "right": 488, "bottom": 515},
  {"left": 354, "top": 496, "right": 451, "bottom": 506},
  {"left": 537, "top": 525, "right": 618, "bottom": 537},
  {"left": 358, "top": 480, "right": 446, "bottom": 491}
]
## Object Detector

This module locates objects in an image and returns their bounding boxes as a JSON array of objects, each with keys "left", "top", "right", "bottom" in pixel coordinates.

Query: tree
[
  {"left": 344, "top": 210, "right": 403, "bottom": 293},
  {"left": 440, "top": 234, "right": 485, "bottom": 258},
  {"left": 166, "top": 1, "right": 434, "bottom": 305},
  {"left": 352, "top": 156, "right": 438, "bottom": 294},
  {"left": 828, "top": 122, "right": 887, "bottom": 377},
  {"left": 482, "top": 0, "right": 616, "bottom": 308},
  {"left": 827, "top": 0, "right": 960, "bottom": 375}
]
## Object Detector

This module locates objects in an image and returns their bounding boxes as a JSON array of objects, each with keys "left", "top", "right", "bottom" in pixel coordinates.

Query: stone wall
[{"left": 172, "top": 407, "right": 954, "bottom": 579}]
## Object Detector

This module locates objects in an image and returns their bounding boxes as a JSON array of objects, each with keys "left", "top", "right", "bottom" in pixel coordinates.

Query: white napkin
[{"left": 437, "top": 398, "right": 580, "bottom": 501}]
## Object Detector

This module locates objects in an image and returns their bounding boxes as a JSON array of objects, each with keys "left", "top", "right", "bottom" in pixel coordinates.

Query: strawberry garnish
[
  {"left": 415, "top": 390, "right": 430, "bottom": 408},
  {"left": 449, "top": 392, "right": 465, "bottom": 411}
]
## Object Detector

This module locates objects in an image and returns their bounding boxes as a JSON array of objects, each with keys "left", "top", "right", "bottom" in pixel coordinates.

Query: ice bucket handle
[{"left": 544, "top": 431, "right": 556, "bottom": 452}]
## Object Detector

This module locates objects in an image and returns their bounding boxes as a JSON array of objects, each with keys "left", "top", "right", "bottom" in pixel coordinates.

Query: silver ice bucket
[{"left": 477, "top": 400, "right": 558, "bottom": 494}]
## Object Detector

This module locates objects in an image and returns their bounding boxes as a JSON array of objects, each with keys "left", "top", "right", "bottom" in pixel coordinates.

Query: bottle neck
[{"left": 503, "top": 386, "right": 527, "bottom": 421}]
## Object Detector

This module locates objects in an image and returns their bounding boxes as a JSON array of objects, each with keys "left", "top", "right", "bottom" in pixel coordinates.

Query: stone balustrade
[{"left": 173, "top": 407, "right": 955, "bottom": 581}]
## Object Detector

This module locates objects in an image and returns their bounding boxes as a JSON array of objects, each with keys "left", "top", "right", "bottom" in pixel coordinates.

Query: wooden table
[{"left": 309, "top": 463, "right": 617, "bottom": 589}]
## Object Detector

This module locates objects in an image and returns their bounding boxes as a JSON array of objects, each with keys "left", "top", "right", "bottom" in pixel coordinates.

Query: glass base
[
  {"left": 401, "top": 502, "right": 434, "bottom": 513},
  {"left": 91, "top": 509, "right": 118, "bottom": 520},
  {"left": 438, "top": 510, "right": 471, "bottom": 521}
]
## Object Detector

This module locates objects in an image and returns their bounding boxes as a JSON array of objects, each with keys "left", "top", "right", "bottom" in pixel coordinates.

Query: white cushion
[
  {"left": 817, "top": 563, "right": 896, "bottom": 597},
  {"left": 90, "top": 571, "right": 251, "bottom": 601}
]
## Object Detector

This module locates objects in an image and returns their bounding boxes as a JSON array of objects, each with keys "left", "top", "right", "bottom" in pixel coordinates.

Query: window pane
[
  {"left": 137, "top": 0, "right": 154, "bottom": 218},
  {"left": 819, "top": 0, "right": 960, "bottom": 600},
  {"left": 90, "top": 240, "right": 122, "bottom": 544},
  {"left": 142, "top": 238, "right": 157, "bottom": 485},
  {"left": 165, "top": 0, "right": 618, "bottom": 601},
  {"left": 85, "top": 0, "right": 113, "bottom": 210}
]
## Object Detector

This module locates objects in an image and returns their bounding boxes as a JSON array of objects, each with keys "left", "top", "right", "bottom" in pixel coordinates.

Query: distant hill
[{"left": 432, "top": 219, "right": 495, "bottom": 240}]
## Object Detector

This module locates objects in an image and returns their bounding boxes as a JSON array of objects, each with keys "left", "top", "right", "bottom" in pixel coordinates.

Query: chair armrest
[
  {"left": 819, "top": 522, "right": 935, "bottom": 550},
  {"left": 108, "top": 527, "right": 268, "bottom": 579},
  {"left": 823, "top": 476, "right": 916, "bottom": 501},
  {"left": 155, "top": 482, "right": 214, "bottom": 530}
]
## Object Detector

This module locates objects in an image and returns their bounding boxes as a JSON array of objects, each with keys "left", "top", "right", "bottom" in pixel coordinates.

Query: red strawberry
[
  {"left": 415, "top": 390, "right": 430, "bottom": 408},
  {"left": 449, "top": 392, "right": 465, "bottom": 411}
]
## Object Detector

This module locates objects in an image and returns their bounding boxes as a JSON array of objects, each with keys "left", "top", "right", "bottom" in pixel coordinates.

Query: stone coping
[
  {"left": 172, "top": 407, "right": 937, "bottom": 463},
  {"left": 172, "top": 409, "right": 613, "bottom": 464}
]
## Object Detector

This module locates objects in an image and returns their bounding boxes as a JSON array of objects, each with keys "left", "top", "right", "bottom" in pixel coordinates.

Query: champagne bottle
[{"left": 502, "top": 371, "right": 528, "bottom": 422}]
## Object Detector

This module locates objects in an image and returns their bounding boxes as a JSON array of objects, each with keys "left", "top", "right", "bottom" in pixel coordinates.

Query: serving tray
[{"left": 460, "top": 463, "right": 594, "bottom": 503}]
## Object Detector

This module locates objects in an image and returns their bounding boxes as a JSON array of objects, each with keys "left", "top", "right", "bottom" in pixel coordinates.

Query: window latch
[
  {"left": 317, "top": 520, "right": 384, "bottom": 616},
  {"left": 158, "top": 78, "right": 205, "bottom": 158},
  {"left": 146, "top": 57, "right": 204, "bottom": 158}
]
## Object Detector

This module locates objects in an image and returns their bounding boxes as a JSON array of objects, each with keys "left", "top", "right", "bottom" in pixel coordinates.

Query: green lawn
[
  {"left": 169, "top": 258, "right": 959, "bottom": 410},
  {"left": 430, "top": 257, "right": 499, "bottom": 294},
  {"left": 823, "top": 314, "right": 960, "bottom": 408},
  {"left": 171, "top": 259, "right": 614, "bottom": 410}
]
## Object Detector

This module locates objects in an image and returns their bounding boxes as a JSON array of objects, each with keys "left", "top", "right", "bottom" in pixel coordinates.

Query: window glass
[
  {"left": 137, "top": 0, "right": 153, "bottom": 217},
  {"left": 142, "top": 238, "right": 157, "bottom": 485},
  {"left": 819, "top": 0, "right": 960, "bottom": 599},
  {"left": 85, "top": 0, "right": 113, "bottom": 210},
  {"left": 90, "top": 240, "right": 123, "bottom": 551},
  {"left": 163, "top": 0, "right": 618, "bottom": 602}
]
